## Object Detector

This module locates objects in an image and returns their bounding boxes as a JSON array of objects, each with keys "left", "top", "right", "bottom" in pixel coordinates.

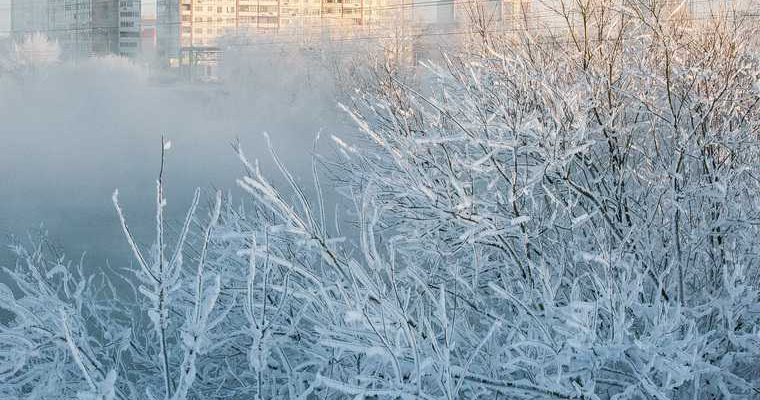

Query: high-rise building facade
[
  {"left": 10, "top": 0, "right": 141, "bottom": 58},
  {"left": 118, "top": 0, "right": 141, "bottom": 56},
  {"left": 186, "top": 0, "right": 238, "bottom": 48},
  {"left": 156, "top": 0, "right": 404, "bottom": 64},
  {"left": 157, "top": 0, "right": 181, "bottom": 59},
  {"left": 10, "top": 0, "right": 49, "bottom": 35}
]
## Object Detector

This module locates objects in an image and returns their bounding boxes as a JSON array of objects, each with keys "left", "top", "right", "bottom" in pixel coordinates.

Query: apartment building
[
  {"left": 157, "top": 0, "right": 404, "bottom": 63},
  {"left": 10, "top": 0, "right": 141, "bottom": 58},
  {"left": 118, "top": 0, "right": 141, "bottom": 56},
  {"left": 140, "top": 17, "right": 157, "bottom": 56},
  {"left": 439, "top": 0, "right": 532, "bottom": 28},
  {"left": 10, "top": 0, "right": 49, "bottom": 35},
  {"left": 187, "top": 0, "right": 238, "bottom": 47},
  {"left": 156, "top": 0, "right": 180, "bottom": 59}
]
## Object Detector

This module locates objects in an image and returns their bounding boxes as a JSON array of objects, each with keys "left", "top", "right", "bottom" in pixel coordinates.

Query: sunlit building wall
[
  {"left": 186, "top": 0, "right": 238, "bottom": 47},
  {"left": 157, "top": 0, "right": 404, "bottom": 64}
]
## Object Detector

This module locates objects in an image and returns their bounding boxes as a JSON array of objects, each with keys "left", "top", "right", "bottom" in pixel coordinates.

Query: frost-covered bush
[
  {"left": 13, "top": 34, "right": 60, "bottom": 68},
  {"left": 2, "top": 1, "right": 760, "bottom": 399},
  {"left": 1, "top": 33, "right": 60, "bottom": 75}
]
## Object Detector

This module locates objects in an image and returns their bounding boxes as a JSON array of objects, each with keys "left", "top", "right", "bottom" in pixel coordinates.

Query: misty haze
[
  {"left": 0, "top": 47, "right": 344, "bottom": 265},
  {"left": 1, "top": 1, "right": 760, "bottom": 399}
]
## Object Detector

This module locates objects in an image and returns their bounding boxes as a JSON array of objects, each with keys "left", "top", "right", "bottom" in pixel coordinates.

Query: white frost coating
[
  {"left": 2, "top": 7, "right": 760, "bottom": 400},
  {"left": 510, "top": 216, "right": 531, "bottom": 226}
]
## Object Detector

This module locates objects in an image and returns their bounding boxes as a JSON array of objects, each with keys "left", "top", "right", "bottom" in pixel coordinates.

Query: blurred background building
[
  {"left": 10, "top": 0, "right": 140, "bottom": 58},
  {"left": 8, "top": 0, "right": 758, "bottom": 68}
]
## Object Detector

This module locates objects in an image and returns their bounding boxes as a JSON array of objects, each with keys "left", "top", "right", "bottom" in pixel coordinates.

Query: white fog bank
[{"left": 0, "top": 51, "right": 348, "bottom": 266}]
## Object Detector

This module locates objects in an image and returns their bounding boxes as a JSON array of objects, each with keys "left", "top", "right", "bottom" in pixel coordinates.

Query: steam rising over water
[{"left": 0, "top": 53, "right": 346, "bottom": 267}]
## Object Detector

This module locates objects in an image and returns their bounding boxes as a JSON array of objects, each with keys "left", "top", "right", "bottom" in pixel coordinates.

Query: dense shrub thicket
[{"left": 2, "top": 1, "right": 760, "bottom": 399}]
